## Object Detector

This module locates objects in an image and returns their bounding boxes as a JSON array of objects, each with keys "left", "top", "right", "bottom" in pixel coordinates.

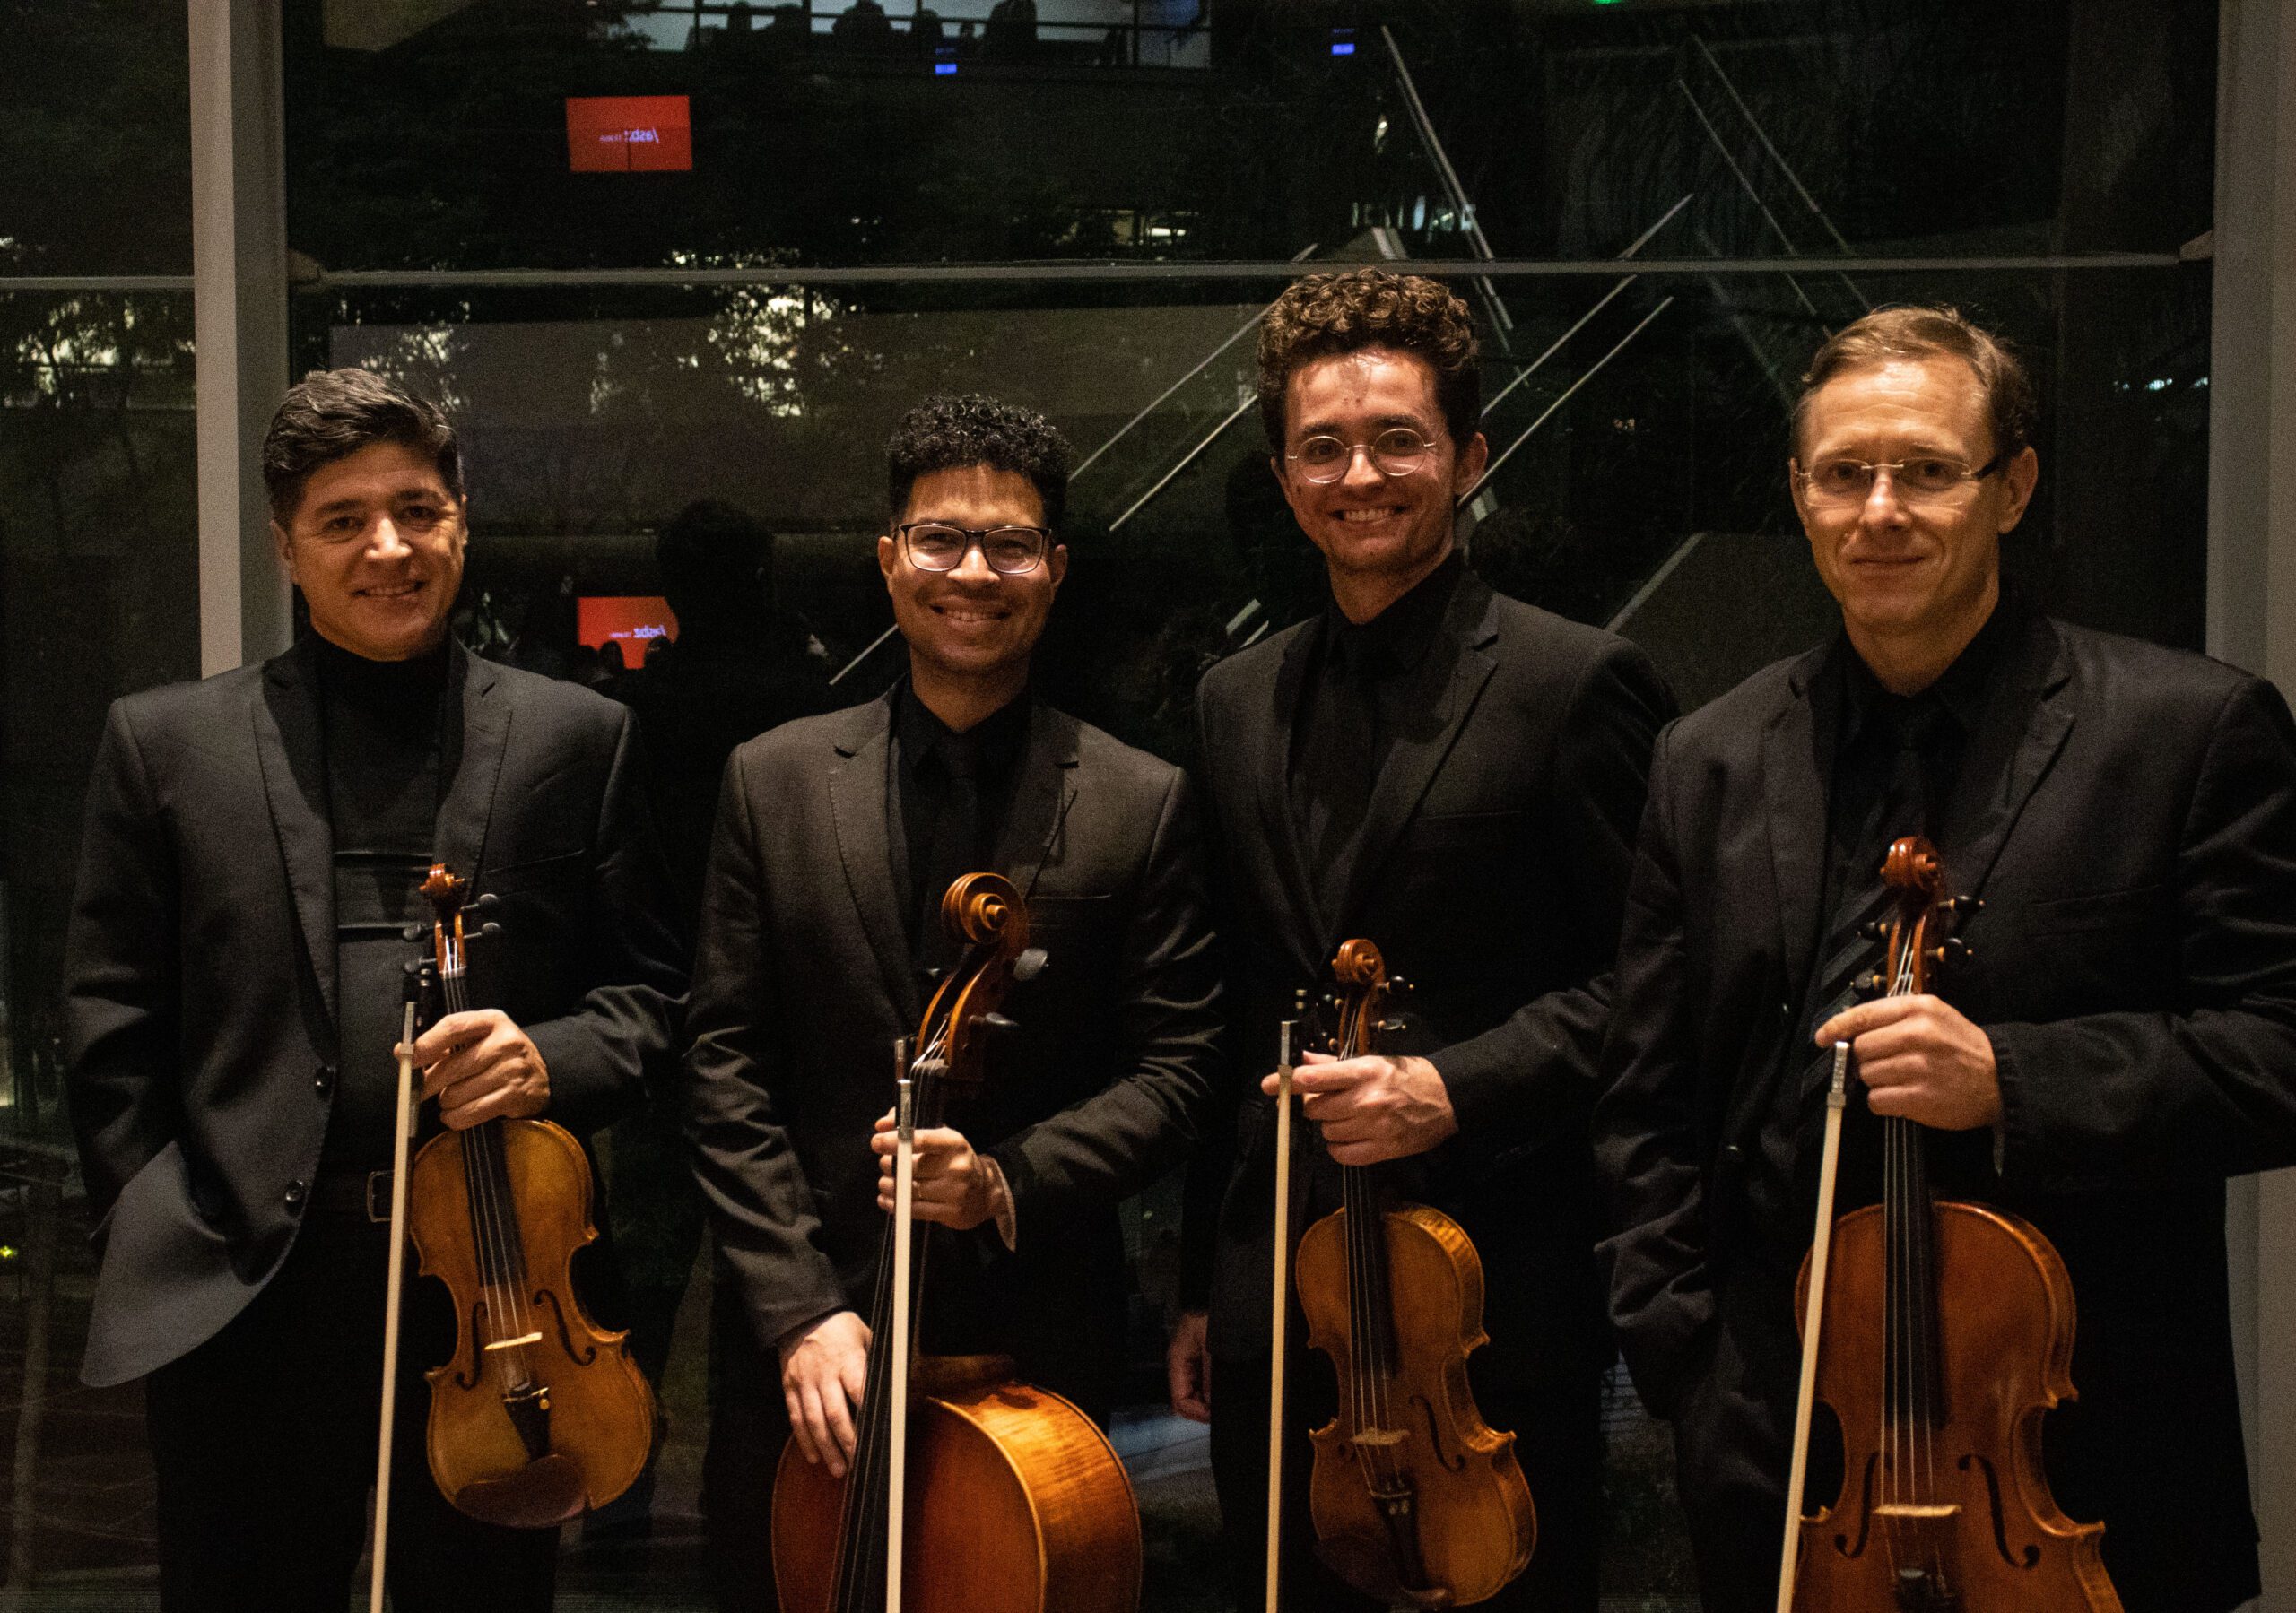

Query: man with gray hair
[
  {"left": 63, "top": 369, "right": 685, "bottom": 1609},
  {"left": 1596, "top": 306, "right": 2296, "bottom": 1611}
]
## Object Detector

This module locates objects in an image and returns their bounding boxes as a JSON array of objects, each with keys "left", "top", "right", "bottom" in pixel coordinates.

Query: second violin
[{"left": 1288, "top": 939, "right": 1535, "bottom": 1609}]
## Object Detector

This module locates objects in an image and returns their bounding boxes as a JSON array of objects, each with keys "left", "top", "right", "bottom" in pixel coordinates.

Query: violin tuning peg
[
  {"left": 1293, "top": 987, "right": 1311, "bottom": 1014},
  {"left": 477, "top": 922, "right": 502, "bottom": 941},
  {"left": 920, "top": 966, "right": 946, "bottom": 986},
  {"left": 982, "top": 1011, "right": 1020, "bottom": 1036},
  {"left": 1387, "top": 976, "right": 1413, "bottom": 999},
  {"left": 1857, "top": 920, "right": 1886, "bottom": 942},
  {"left": 1949, "top": 895, "right": 1984, "bottom": 918},
  {"left": 1854, "top": 971, "right": 1886, "bottom": 1000},
  {"left": 1378, "top": 1018, "right": 1406, "bottom": 1034},
  {"left": 1929, "top": 938, "right": 1971, "bottom": 967},
  {"left": 1013, "top": 946, "right": 1049, "bottom": 984},
  {"left": 402, "top": 958, "right": 427, "bottom": 977},
  {"left": 469, "top": 892, "right": 500, "bottom": 915}
]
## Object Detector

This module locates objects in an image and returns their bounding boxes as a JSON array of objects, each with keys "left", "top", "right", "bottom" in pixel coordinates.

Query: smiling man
[
  {"left": 685, "top": 394, "right": 1220, "bottom": 1612},
  {"left": 1170, "top": 268, "right": 1674, "bottom": 1610},
  {"left": 1594, "top": 307, "right": 2296, "bottom": 1613},
  {"left": 62, "top": 369, "right": 685, "bottom": 1609}
]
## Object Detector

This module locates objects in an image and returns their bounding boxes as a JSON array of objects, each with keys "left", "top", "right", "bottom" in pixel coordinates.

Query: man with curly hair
[
  {"left": 1170, "top": 269, "right": 1675, "bottom": 1609},
  {"left": 686, "top": 394, "right": 1222, "bottom": 1611}
]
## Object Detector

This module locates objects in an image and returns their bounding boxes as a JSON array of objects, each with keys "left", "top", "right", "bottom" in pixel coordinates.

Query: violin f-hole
[
  {"left": 536, "top": 1286, "right": 599, "bottom": 1366},
  {"left": 1409, "top": 1392, "right": 1468, "bottom": 1474}
]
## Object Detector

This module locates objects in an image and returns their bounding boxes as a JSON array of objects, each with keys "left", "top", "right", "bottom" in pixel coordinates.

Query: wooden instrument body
[
  {"left": 771, "top": 1359, "right": 1142, "bottom": 1613},
  {"left": 409, "top": 1114, "right": 656, "bottom": 1528},
  {"left": 1297, "top": 1200, "right": 1535, "bottom": 1608},
  {"left": 1791, "top": 1188, "right": 2120, "bottom": 1610}
]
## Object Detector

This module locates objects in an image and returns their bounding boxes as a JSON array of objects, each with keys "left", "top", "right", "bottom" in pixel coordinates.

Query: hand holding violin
[
  {"left": 1263, "top": 1049, "right": 1457, "bottom": 1165},
  {"left": 397, "top": 1008, "right": 550, "bottom": 1129},
  {"left": 1814, "top": 993, "right": 2001, "bottom": 1130}
]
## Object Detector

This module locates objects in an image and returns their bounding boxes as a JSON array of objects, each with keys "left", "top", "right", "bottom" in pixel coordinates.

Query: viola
[
  {"left": 404, "top": 863, "right": 655, "bottom": 1529},
  {"left": 770, "top": 872, "right": 1141, "bottom": 1613},
  {"left": 1780, "top": 836, "right": 2120, "bottom": 1612},
  {"left": 1292, "top": 938, "right": 1535, "bottom": 1609}
]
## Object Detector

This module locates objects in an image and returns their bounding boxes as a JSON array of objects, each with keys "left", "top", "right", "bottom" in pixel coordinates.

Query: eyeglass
[
  {"left": 1796, "top": 452, "right": 2005, "bottom": 507},
  {"left": 1284, "top": 426, "right": 1434, "bottom": 484},
  {"left": 895, "top": 522, "right": 1053, "bottom": 575}
]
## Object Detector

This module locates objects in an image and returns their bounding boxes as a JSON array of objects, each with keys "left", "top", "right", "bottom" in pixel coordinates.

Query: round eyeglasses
[
  {"left": 1796, "top": 452, "right": 2005, "bottom": 507},
  {"left": 895, "top": 523, "right": 1053, "bottom": 575},
  {"left": 1284, "top": 427, "right": 1434, "bottom": 484}
]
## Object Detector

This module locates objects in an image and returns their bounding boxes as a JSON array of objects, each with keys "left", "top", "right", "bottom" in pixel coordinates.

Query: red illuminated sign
[
  {"left": 566, "top": 96, "right": 692, "bottom": 173},
  {"left": 578, "top": 597, "right": 680, "bottom": 653}
]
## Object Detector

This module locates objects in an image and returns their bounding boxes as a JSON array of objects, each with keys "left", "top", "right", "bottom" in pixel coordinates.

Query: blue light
[
  {"left": 1331, "top": 40, "right": 1354, "bottom": 55},
  {"left": 935, "top": 61, "right": 957, "bottom": 74}
]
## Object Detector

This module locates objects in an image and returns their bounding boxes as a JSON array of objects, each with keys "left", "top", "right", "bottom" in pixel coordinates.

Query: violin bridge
[
  {"left": 1351, "top": 1427, "right": 1408, "bottom": 1449},
  {"left": 484, "top": 1332, "right": 544, "bottom": 1350},
  {"left": 1871, "top": 1502, "right": 1961, "bottom": 1520}
]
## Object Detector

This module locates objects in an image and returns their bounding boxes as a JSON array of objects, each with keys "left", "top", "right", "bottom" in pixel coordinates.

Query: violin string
[{"left": 446, "top": 948, "right": 518, "bottom": 1396}]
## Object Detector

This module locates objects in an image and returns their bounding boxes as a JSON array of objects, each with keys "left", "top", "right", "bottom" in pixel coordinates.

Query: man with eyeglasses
[
  {"left": 684, "top": 393, "right": 1221, "bottom": 1612},
  {"left": 1595, "top": 306, "right": 2296, "bottom": 1613},
  {"left": 1169, "top": 268, "right": 1674, "bottom": 1609}
]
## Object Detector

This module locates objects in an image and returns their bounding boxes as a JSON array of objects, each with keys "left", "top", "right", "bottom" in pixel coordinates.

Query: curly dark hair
[
  {"left": 1795, "top": 306, "right": 2039, "bottom": 461},
  {"left": 1256, "top": 269, "right": 1482, "bottom": 452},
  {"left": 886, "top": 394, "right": 1073, "bottom": 531},
  {"left": 262, "top": 368, "right": 464, "bottom": 523}
]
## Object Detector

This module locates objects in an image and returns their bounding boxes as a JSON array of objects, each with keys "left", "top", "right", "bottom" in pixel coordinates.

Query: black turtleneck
[
  {"left": 1288, "top": 550, "right": 1465, "bottom": 923},
  {"left": 315, "top": 633, "right": 454, "bottom": 1172}
]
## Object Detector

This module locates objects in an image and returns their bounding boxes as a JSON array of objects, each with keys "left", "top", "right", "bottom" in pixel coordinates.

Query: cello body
[
  {"left": 1792, "top": 1201, "right": 2119, "bottom": 1612},
  {"left": 1297, "top": 1201, "right": 1534, "bottom": 1608},
  {"left": 771, "top": 1357, "right": 1142, "bottom": 1613}
]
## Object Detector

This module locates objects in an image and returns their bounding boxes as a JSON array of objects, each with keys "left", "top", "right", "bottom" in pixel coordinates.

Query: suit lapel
[
  {"left": 1326, "top": 575, "right": 1500, "bottom": 945},
  {"left": 437, "top": 647, "right": 510, "bottom": 887},
  {"left": 996, "top": 703, "right": 1083, "bottom": 898},
  {"left": 1251, "top": 625, "right": 1326, "bottom": 979},
  {"left": 1761, "top": 646, "right": 1839, "bottom": 982},
  {"left": 829, "top": 693, "right": 922, "bottom": 1025},
  {"left": 1943, "top": 614, "right": 2075, "bottom": 899},
  {"left": 254, "top": 640, "right": 338, "bottom": 1035}
]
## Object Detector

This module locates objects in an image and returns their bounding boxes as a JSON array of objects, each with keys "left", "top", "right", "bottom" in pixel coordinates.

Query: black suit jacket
[
  {"left": 63, "top": 638, "right": 688, "bottom": 1389},
  {"left": 1595, "top": 611, "right": 2296, "bottom": 1609},
  {"left": 1182, "top": 569, "right": 1674, "bottom": 1379},
  {"left": 685, "top": 689, "right": 1221, "bottom": 1406}
]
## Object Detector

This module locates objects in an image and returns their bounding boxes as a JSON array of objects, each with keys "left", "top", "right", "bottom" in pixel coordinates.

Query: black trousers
[
  {"left": 143, "top": 1209, "right": 557, "bottom": 1613},
  {"left": 1207, "top": 1340, "right": 1602, "bottom": 1613}
]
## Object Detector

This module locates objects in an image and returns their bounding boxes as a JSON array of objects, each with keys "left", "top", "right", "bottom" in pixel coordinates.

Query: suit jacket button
[
  {"left": 283, "top": 1179, "right": 308, "bottom": 1208},
  {"left": 314, "top": 1065, "right": 335, "bottom": 1097}
]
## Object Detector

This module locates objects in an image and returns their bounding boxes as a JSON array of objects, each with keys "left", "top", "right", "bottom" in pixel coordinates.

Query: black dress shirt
[
  {"left": 315, "top": 635, "right": 453, "bottom": 1171},
  {"left": 891, "top": 678, "right": 1032, "bottom": 973},
  {"left": 1288, "top": 551, "right": 1465, "bottom": 924}
]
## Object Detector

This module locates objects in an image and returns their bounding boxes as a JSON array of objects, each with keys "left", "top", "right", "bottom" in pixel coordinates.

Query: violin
[
  {"left": 771, "top": 872, "right": 1142, "bottom": 1613},
  {"left": 1779, "top": 836, "right": 2120, "bottom": 1611},
  {"left": 1291, "top": 939, "right": 1534, "bottom": 1609},
  {"left": 404, "top": 863, "right": 655, "bottom": 1529}
]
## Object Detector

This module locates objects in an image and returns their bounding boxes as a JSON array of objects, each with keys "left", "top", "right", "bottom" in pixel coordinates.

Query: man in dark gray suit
[
  {"left": 63, "top": 370, "right": 685, "bottom": 1611},
  {"left": 1596, "top": 306, "right": 2296, "bottom": 1613},
  {"left": 685, "top": 394, "right": 1221, "bottom": 1612}
]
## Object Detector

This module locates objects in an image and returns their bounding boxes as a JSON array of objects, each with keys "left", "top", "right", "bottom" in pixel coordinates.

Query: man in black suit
[
  {"left": 1594, "top": 306, "right": 2296, "bottom": 1613},
  {"left": 62, "top": 369, "right": 686, "bottom": 1610},
  {"left": 685, "top": 394, "right": 1221, "bottom": 1612},
  {"left": 1168, "top": 268, "right": 1674, "bottom": 1610}
]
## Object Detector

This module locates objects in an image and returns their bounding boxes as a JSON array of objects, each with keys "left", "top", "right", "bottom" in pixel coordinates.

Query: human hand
[
  {"left": 401, "top": 1010, "right": 549, "bottom": 1129},
  {"left": 872, "top": 1113, "right": 1004, "bottom": 1231},
  {"left": 1263, "top": 1050, "right": 1458, "bottom": 1165},
  {"left": 778, "top": 1310, "right": 873, "bottom": 1478},
  {"left": 1166, "top": 1309, "right": 1212, "bottom": 1423},
  {"left": 1816, "top": 993, "right": 2001, "bottom": 1131}
]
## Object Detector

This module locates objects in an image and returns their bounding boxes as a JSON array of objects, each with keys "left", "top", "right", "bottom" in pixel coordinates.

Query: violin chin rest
[{"left": 450, "top": 1453, "right": 589, "bottom": 1530}]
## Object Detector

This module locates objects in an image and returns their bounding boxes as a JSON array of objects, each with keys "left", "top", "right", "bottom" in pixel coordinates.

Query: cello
[
  {"left": 1289, "top": 938, "right": 1535, "bottom": 1609},
  {"left": 1779, "top": 836, "right": 2120, "bottom": 1611},
  {"left": 770, "top": 872, "right": 1142, "bottom": 1613},
  {"left": 398, "top": 863, "right": 656, "bottom": 1529}
]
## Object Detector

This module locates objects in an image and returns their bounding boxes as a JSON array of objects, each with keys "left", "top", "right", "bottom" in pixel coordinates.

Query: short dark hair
[
  {"left": 262, "top": 368, "right": 465, "bottom": 524},
  {"left": 1257, "top": 269, "right": 1482, "bottom": 452},
  {"left": 1794, "top": 306, "right": 2039, "bottom": 461},
  {"left": 886, "top": 394, "right": 1072, "bottom": 531}
]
